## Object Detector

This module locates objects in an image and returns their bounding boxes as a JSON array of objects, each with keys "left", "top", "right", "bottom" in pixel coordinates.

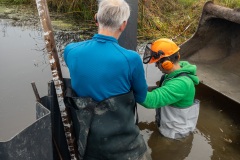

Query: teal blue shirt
[{"left": 64, "top": 34, "right": 148, "bottom": 102}]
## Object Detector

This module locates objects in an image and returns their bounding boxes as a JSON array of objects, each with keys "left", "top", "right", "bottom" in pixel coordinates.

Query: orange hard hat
[{"left": 148, "top": 38, "right": 180, "bottom": 64}]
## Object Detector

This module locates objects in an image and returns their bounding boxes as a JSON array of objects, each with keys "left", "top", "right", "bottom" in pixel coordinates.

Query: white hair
[{"left": 97, "top": 0, "right": 130, "bottom": 32}]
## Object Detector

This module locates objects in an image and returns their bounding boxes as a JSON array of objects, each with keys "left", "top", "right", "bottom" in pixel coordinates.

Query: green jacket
[{"left": 141, "top": 61, "right": 199, "bottom": 108}]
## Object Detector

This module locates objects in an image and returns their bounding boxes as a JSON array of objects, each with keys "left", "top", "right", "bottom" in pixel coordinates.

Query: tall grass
[
  {"left": 138, "top": 0, "right": 204, "bottom": 44},
  {"left": 48, "top": 0, "right": 97, "bottom": 21},
  {"left": 1, "top": 0, "right": 239, "bottom": 43},
  {"left": 138, "top": 0, "right": 240, "bottom": 44},
  {"left": 217, "top": 0, "right": 240, "bottom": 8},
  {"left": 178, "top": 0, "right": 199, "bottom": 7},
  {"left": 0, "top": 0, "right": 31, "bottom": 4}
]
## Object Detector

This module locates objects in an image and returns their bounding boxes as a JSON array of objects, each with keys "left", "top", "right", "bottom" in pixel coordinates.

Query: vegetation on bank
[{"left": 1, "top": 0, "right": 240, "bottom": 44}]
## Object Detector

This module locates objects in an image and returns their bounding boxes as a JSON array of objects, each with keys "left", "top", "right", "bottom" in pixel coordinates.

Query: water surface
[{"left": 1, "top": 19, "right": 240, "bottom": 160}]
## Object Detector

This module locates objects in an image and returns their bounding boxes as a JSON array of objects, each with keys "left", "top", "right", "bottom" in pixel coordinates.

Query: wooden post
[
  {"left": 31, "top": 82, "right": 41, "bottom": 103},
  {"left": 35, "top": 0, "right": 78, "bottom": 159}
]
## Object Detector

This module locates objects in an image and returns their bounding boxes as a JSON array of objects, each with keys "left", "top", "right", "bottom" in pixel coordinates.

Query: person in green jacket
[{"left": 142, "top": 38, "right": 200, "bottom": 139}]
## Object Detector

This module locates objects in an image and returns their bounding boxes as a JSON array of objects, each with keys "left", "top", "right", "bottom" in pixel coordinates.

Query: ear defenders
[
  {"left": 158, "top": 51, "right": 180, "bottom": 71},
  {"left": 161, "top": 58, "right": 174, "bottom": 70}
]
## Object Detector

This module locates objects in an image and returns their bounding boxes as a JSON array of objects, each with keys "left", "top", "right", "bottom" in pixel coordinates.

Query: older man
[{"left": 64, "top": 0, "right": 151, "bottom": 159}]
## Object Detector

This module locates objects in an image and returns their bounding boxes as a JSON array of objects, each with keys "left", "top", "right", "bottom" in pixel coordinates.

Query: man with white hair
[{"left": 64, "top": 0, "right": 151, "bottom": 159}]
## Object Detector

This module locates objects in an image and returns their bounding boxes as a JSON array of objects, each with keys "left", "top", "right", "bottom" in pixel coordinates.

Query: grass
[
  {"left": 138, "top": 0, "right": 240, "bottom": 44},
  {"left": 0, "top": 0, "right": 31, "bottom": 4},
  {"left": 217, "top": 0, "right": 240, "bottom": 8},
  {"left": 1, "top": 0, "right": 240, "bottom": 44},
  {"left": 137, "top": 0, "right": 205, "bottom": 44}
]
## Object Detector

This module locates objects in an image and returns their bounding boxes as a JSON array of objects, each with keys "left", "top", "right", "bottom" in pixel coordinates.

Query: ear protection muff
[
  {"left": 161, "top": 58, "right": 174, "bottom": 71},
  {"left": 160, "top": 52, "right": 180, "bottom": 70},
  {"left": 154, "top": 50, "right": 173, "bottom": 71}
]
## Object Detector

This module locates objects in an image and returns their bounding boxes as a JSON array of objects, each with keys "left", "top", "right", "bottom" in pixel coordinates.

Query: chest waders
[
  {"left": 64, "top": 88, "right": 147, "bottom": 160},
  {"left": 155, "top": 73, "right": 200, "bottom": 139}
]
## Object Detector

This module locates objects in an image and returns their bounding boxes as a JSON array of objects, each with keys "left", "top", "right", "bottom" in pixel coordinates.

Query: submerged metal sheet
[
  {"left": 40, "top": 79, "right": 72, "bottom": 160},
  {"left": 180, "top": 1, "right": 240, "bottom": 103},
  {"left": 0, "top": 102, "right": 53, "bottom": 160}
]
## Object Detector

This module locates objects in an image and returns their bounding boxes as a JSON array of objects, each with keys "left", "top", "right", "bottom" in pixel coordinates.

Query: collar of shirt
[{"left": 93, "top": 34, "right": 118, "bottom": 43}]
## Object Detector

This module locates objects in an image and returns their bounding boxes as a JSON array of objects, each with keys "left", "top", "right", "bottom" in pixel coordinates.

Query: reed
[
  {"left": 137, "top": 0, "right": 203, "bottom": 44},
  {"left": 0, "top": 0, "right": 31, "bottom": 4},
  {"left": 1, "top": 0, "right": 239, "bottom": 43},
  {"left": 138, "top": 0, "right": 240, "bottom": 43},
  {"left": 217, "top": 0, "right": 240, "bottom": 8},
  {"left": 47, "top": 0, "right": 97, "bottom": 21}
]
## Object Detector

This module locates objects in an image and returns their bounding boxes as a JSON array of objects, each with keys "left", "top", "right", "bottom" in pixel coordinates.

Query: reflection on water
[
  {"left": 140, "top": 66, "right": 240, "bottom": 159},
  {"left": 0, "top": 19, "right": 51, "bottom": 140},
  {"left": 185, "top": 130, "right": 212, "bottom": 160},
  {"left": 138, "top": 106, "right": 214, "bottom": 160},
  {"left": 1, "top": 19, "right": 240, "bottom": 160}
]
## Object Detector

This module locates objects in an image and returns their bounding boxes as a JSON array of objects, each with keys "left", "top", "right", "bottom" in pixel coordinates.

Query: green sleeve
[{"left": 140, "top": 77, "right": 191, "bottom": 109}]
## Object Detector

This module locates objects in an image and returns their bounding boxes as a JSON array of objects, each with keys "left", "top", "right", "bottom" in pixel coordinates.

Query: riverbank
[
  {"left": 0, "top": 3, "right": 148, "bottom": 57},
  {"left": 0, "top": 3, "right": 98, "bottom": 59},
  {"left": 0, "top": 2, "right": 207, "bottom": 45},
  {"left": 0, "top": 3, "right": 94, "bottom": 31}
]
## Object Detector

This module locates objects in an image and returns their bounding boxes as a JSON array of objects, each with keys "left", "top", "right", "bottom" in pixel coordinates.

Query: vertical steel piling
[{"left": 35, "top": 0, "right": 78, "bottom": 159}]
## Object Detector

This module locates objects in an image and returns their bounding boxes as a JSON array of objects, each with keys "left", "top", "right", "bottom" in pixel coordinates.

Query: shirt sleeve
[
  {"left": 141, "top": 77, "right": 190, "bottom": 108},
  {"left": 130, "top": 53, "right": 148, "bottom": 103}
]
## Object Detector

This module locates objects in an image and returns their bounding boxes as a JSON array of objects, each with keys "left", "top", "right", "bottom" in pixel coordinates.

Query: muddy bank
[
  {"left": 0, "top": 4, "right": 38, "bottom": 26},
  {"left": 0, "top": 4, "right": 94, "bottom": 31},
  {"left": 0, "top": 3, "right": 97, "bottom": 58}
]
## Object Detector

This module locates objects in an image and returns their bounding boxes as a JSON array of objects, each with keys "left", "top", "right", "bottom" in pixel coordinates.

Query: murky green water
[{"left": 0, "top": 19, "right": 240, "bottom": 160}]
